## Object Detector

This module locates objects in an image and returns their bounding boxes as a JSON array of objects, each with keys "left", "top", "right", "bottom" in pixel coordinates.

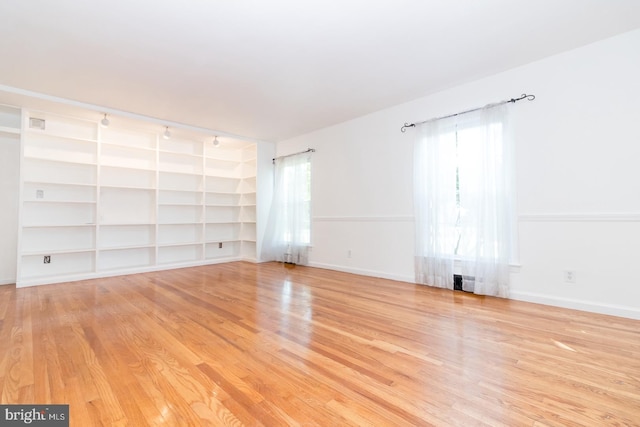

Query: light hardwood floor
[{"left": 1, "top": 261, "right": 639, "bottom": 426}]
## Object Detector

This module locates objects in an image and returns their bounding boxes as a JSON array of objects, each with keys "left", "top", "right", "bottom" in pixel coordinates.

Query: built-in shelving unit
[
  {"left": 19, "top": 112, "right": 98, "bottom": 283},
  {"left": 16, "top": 107, "right": 259, "bottom": 287}
]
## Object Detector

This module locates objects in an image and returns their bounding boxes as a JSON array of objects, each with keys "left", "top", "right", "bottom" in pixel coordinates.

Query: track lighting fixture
[
  {"left": 163, "top": 126, "right": 171, "bottom": 140},
  {"left": 213, "top": 136, "right": 220, "bottom": 147},
  {"left": 100, "top": 113, "right": 110, "bottom": 128}
]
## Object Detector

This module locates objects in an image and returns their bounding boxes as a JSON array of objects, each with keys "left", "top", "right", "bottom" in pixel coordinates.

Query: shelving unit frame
[{"left": 15, "top": 106, "right": 259, "bottom": 287}]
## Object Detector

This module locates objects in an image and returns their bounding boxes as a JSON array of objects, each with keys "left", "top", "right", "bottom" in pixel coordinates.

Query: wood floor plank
[{"left": 1, "top": 261, "right": 639, "bottom": 426}]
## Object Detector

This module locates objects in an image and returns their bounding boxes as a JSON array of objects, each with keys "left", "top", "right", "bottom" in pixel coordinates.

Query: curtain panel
[
  {"left": 262, "top": 151, "right": 312, "bottom": 265},
  {"left": 413, "top": 104, "right": 515, "bottom": 297}
]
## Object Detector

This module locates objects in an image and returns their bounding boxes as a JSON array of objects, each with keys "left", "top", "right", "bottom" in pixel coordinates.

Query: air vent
[
  {"left": 454, "top": 274, "right": 463, "bottom": 291},
  {"left": 453, "top": 274, "right": 475, "bottom": 292},
  {"left": 29, "top": 117, "right": 46, "bottom": 130}
]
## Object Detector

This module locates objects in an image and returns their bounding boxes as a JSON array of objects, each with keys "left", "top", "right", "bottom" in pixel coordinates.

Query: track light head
[
  {"left": 100, "top": 113, "right": 110, "bottom": 128},
  {"left": 163, "top": 126, "right": 171, "bottom": 140},
  {"left": 213, "top": 136, "right": 220, "bottom": 147}
]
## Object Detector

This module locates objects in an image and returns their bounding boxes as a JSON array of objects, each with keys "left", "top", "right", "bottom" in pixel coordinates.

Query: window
[
  {"left": 280, "top": 160, "right": 311, "bottom": 244},
  {"left": 414, "top": 104, "right": 514, "bottom": 296},
  {"left": 261, "top": 151, "right": 313, "bottom": 264},
  {"left": 446, "top": 120, "right": 507, "bottom": 259}
]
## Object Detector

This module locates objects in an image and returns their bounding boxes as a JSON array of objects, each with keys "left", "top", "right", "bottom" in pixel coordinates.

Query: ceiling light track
[{"left": 0, "top": 84, "right": 264, "bottom": 144}]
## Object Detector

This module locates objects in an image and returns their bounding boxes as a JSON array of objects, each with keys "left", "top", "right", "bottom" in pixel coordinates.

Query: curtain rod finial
[{"left": 401, "top": 123, "right": 415, "bottom": 133}]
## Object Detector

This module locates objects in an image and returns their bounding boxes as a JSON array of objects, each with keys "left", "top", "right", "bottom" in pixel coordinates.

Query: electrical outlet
[
  {"left": 44, "top": 255, "right": 51, "bottom": 264},
  {"left": 347, "top": 249, "right": 352, "bottom": 258},
  {"left": 564, "top": 270, "right": 576, "bottom": 283},
  {"left": 36, "top": 189, "right": 44, "bottom": 199}
]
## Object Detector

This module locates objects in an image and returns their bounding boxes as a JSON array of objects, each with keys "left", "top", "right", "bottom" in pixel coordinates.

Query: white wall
[
  {"left": 0, "top": 132, "right": 20, "bottom": 284},
  {"left": 277, "top": 29, "right": 640, "bottom": 319},
  {"left": 255, "top": 141, "right": 275, "bottom": 261}
]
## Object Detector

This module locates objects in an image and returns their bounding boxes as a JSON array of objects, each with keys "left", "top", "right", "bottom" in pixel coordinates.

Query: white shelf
[
  {"left": 159, "top": 205, "right": 202, "bottom": 224},
  {"left": 101, "top": 127, "right": 157, "bottom": 151},
  {"left": 100, "top": 187, "right": 155, "bottom": 225},
  {"left": 101, "top": 166, "right": 156, "bottom": 190},
  {"left": 97, "top": 247, "right": 155, "bottom": 271},
  {"left": 24, "top": 180, "right": 96, "bottom": 188},
  {"left": 23, "top": 223, "right": 96, "bottom": 229},
  {"left": 205, "top": 239, "right": 240, "bottom": 244},
  {"left": 101, "top": 141, "right": 156, "bottom": 153},
  {"left": 159, "top": 203, "right": 202, "bottom": 207},
  {"left": 100, "top": 184, "right": 156, "bottom": 191},
  {"left": 23, "top": 158, "right": 97, "bottom": 186},
  {"left": 206, "top": 191, "right": 240, "bottom": 206},
  {"left": 24, "top": 131, "right": 97, "bottom": 145},
  {"left": 98, "top": 224, "right": 155, "bottom": 249},
  {"left": 158, "top": 223, "right": 202, "bottom": 246},
  {"left": 158, "top": 244, "right": 203, "bottom": 265},
  {"left": 205, "top": 190, "right": 240, "bottom": 195},
  {"left": 205, "top": 157, "right": 242, "bottom": 177},
  {"left": 24, "top": 200, "right": 96, "bottom": 205},
  {"left": 205, "top": 175, "right": 240, "bottom": 193},
  {"left": 20, "top": 251, "right": 95, "bottom": 280},
  {"left": 98, "top": 244, "right": 155, "bottom": 251},
  {"left": 24, "top": 155, "right": 98, "bottom": 167},
  {"left": 99, "top": 222, "right": 156, "bottom": 226},
  {"left": 205, "top": 206, "right": 240, "bottom": 223},
  {"left": 22, "top": 247, "right": 95, "bottom": 256},
  {"left": 158, "top": 242, "right": 203, "bottom": 248},
  {"left": 159, "top": 138, "right": 203, "bottom": 157},
  {"left": 23, "top": 202, "right": 96, "bottom": 227},
  {"left": 159, "top": 151, "right": 203, "bottom": 175},
  {"left": 23, "top": 181, "right": 96, "bottom": 203},
  {"left": 0, "top": 126, "right": 20, "bottom": 135},
  {"left": 24, "top": 130, "right": 98, "bottom": 145},
  {"left": 101, "top": 143, "right": 156, "bottom": 170},
  {"left": 205, "top": 222, "right": 240, "bottom": 241},
  {"left": 158, "top": 149, "right": 202, "bottom": 160},
  {"left": 159, "top": 189, "right": 203, "bottom": 205},
  {"left": 205, "top": 240, "right": 240, "bottom": 259},
  {"left": 204, "top": 146, "right": 243, "bottom": 161},
  {"left": 21, "top": 225, "right": 95, "bottom": 254},
  {"left": 159, "top": 171, "right": 204, "bottom": 192}
]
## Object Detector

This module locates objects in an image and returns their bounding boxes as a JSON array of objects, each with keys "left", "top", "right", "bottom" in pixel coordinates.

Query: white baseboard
[
  {"left": 15, "top": 257, "right": 244, "bottom": 288},
  {"left": 308, "top": 261, "right": 414, "bottom": 284},
  {"left": 0, "top": 278, "right": 16, "bottom": 286},
  {"left": 518, "top": 212, "right": 640, "bottom": 222},
  {"left": 509, "top": 290, "right": 640, "bottom": 320},
  {"left": 309, "top": 262, "right": 640, "bottom": 320}
]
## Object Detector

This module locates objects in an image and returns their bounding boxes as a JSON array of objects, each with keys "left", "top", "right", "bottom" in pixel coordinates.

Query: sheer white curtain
[
  {"left": 414, "top": 104, "right": 515, "bottom": 297},
  {"left": 414, "top": 117, "right": 458, "bottom": 290},
  {"left": 262, "top": 151, "right": 312, "bottom": 265}
]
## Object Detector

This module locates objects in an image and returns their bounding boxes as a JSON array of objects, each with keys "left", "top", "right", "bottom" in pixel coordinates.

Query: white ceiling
[{"left": 1, "top": 0, "right": 640, "bottom": 142}]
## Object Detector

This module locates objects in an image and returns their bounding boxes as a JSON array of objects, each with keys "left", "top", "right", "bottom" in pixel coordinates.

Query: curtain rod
[
  {"left": 400, "top": 93, "right": 535, "bottom": 133},
  {"left": 272, "top": 148, "right": 315, "bottom": 164}
]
